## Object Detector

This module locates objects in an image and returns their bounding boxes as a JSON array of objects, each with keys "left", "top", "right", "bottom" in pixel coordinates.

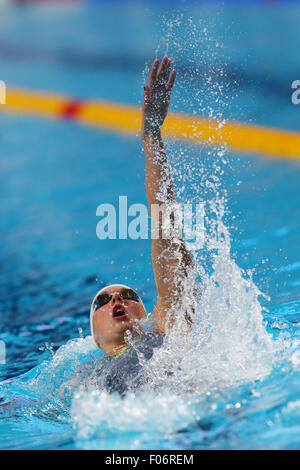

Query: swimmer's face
[{"left": 91, "top": 285, "right": 147, "bottom": 350}]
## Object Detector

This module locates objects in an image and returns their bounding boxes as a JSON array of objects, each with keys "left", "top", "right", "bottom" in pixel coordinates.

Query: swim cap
[{"left": 90, "top": 284, "right": 146, "bottom": 342}]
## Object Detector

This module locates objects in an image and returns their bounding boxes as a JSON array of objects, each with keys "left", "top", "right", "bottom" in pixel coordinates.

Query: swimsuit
[{"left": 98, "top": 331, "right": 164, "bottom": 396}]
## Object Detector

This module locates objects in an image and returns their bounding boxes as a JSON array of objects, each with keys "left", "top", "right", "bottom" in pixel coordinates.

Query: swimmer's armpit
[{"left": 142, "top": 57, "right": 195, "bottom": 333}]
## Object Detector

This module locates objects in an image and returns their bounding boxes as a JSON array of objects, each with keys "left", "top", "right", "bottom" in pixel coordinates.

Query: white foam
[{"left": 71, "top": 390, "right": 198, "bottom": 441}]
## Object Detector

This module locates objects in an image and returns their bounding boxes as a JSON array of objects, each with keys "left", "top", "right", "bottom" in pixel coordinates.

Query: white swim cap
[{"left": 90, "top": 284, "right": 146, "bottom": 341}]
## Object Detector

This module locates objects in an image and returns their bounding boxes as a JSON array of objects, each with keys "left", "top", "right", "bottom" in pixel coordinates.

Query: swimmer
[{"left": 89, "top": 56, "right": 195, "bottom": 394}]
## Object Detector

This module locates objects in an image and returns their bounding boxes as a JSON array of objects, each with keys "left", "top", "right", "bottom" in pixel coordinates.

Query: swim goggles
[{"left": 92, "top": 288, "right": 140, "bottom": 312}]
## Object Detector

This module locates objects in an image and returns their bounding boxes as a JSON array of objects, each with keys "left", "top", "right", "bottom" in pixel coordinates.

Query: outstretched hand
[{"left": 142, "top": 55, "right": 176, "bottom": 137}]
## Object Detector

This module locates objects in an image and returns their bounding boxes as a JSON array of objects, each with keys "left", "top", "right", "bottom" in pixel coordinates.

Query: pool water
[{"left": 0, "top": 2, "right": 300, "bottom": 450}]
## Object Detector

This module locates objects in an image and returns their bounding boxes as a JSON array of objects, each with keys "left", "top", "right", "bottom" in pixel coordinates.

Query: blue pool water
[{"left": 0, "top": 2, "right": 300, "bottom": 450}]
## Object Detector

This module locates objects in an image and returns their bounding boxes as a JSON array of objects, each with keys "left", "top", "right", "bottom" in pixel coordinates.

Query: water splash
[
  {"left": 72, "top": 390, "right": 198, "bottom": 442},
  {"left": 69, "top": 195, "right": 285, "bottom": 444}
]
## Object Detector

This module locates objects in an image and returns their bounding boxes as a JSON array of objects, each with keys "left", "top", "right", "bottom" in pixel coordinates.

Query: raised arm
[{"left": 142, "top": 56, "right": 194, "bottom": 333}]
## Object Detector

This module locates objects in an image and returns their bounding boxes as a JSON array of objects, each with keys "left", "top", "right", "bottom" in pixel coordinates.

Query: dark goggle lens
[
  {"left": 93, "top": 289, "right": 139, "bottom": 312},
  {"left": 120, "top": 289, "right": 139, "bottom": 302},
  {"left": 94, "top": 293, "right": 112, "bottom": 310}
]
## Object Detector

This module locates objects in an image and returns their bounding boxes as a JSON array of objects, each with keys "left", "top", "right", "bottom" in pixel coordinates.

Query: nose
[{"left": 111, "top": 293, "right": 124, "bottom": 303}]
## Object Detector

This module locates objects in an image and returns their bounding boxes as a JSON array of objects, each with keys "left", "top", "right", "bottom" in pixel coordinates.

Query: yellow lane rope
[{"left": 2, "top": 86, "right": 300, "bottom": 160}]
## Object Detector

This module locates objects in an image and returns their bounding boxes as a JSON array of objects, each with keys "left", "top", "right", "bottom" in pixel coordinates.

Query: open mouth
[{"left": 112, "top": 305, "right": 127, "bottom": 319}]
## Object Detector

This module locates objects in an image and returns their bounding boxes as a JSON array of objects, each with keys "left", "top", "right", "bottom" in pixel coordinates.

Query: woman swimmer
[{"left": 90, "top": 56, "right": 195, "bottom": 360}]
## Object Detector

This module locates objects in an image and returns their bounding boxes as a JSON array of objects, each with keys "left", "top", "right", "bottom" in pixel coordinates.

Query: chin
[{"left": 115, "top": 318, "right": 131, "bottom": 331}]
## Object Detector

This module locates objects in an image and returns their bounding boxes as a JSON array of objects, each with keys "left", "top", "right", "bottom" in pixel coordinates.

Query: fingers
[
  {"left": 143, "top": 85, "right": 150, "bottom": 105},
  {"left": 166, "top": 69, "right": 176, "bottom": 92},
  {"left": 146, "top": 55, "right": 176, "bottom": 92},
  {"left": 162, "top": 58, "right": 172, "bottom": 84},
  {"left": 148, "top": 59, "right": 159, "bottom": 89},
  {"left": 156, "top": 55, "right": 169, "bottom": 84}
]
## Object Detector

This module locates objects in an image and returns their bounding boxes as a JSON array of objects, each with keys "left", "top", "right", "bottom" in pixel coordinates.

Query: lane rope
[{"left": 1, "top": 86, "right": 300, "bottom": 160}]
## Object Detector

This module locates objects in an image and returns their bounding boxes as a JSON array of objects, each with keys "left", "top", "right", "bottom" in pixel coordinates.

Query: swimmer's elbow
[{"left": 152, "top": 299, "right": 194, "bottom": 334}]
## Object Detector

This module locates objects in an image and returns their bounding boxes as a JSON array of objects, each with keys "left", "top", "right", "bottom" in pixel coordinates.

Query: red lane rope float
[{"left": 60, "top": 99, "right": 83, "bottom": 119}]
